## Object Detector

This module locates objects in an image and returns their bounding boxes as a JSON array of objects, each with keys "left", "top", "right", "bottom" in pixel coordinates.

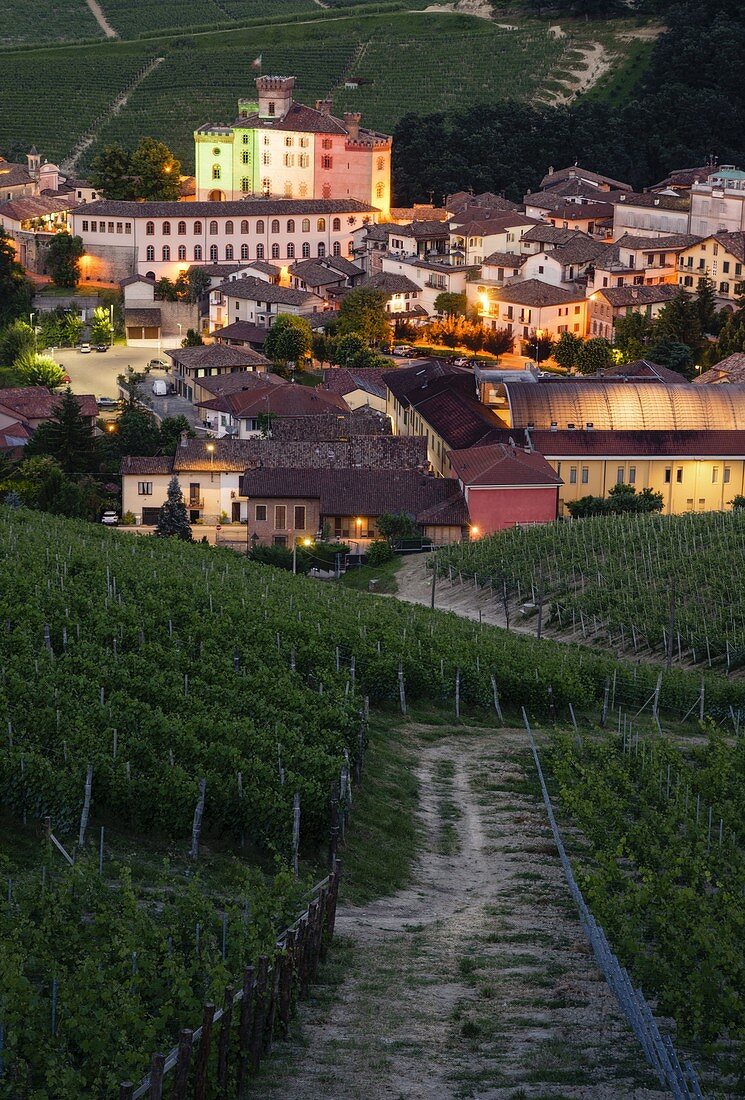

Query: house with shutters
[
  {"left": 676, "top": 232, "right": 745, "bottom": 306},
  {"left": 588, "top": 283, "right": 680, "bottom": 340},
  {"left": 209, "top": 275, "right": 325, "bottom": 332}
]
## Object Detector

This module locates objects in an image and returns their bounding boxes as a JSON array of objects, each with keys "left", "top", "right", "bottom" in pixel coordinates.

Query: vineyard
[
  {"left": 435, "top": 511, "right": 745, "bottom": 672},
  {"left": 546, "top": 722, "right": 745, "bottom": 1064},
  {"left": 0, "top": 0, "right": 103, "bottom": 47}
]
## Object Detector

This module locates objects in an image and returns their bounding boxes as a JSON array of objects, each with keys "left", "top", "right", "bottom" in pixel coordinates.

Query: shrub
[{"left": 366, "top": 539, "right": 395, "bottom": 565}]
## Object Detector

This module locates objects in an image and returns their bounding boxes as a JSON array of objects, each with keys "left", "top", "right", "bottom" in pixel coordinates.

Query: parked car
[
  {"left": 95, "top": 345, "right": 108, "bottom": 353},
  {"left": 452, "top": 356, "right": 472, "bottom": 367},
  {"left": 97, "top": 396, "right": 118, "bottom": 408},
  {"left": 79, "top": 342, "right": 91, "bottom": 354},
  {"left": 148, "top": 358, "right": 167, "bottom": 368},
  {"left": 152, "top": 379, "right": 168, "bottom": 396},
  {"left": 392, "top": 344, "right": 413, "bottom": 357},
  {"left": 100, "top": 511, "right": 119, "bottom": 526}
]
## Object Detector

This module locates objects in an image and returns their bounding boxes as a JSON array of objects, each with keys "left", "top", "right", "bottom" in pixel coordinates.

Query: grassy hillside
[{"left": 0, "top": 9, "right": 653, "bottom": 174}]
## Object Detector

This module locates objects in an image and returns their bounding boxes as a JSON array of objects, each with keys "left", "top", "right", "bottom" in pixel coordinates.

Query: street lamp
[
  {"left": 29, "top": 313, "right": 35, "bottom": 352},
  {"left": 109, "top": 303, "right": 114, "bottom": 347}
]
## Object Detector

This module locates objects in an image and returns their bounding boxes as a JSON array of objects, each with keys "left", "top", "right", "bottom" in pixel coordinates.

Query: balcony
[{"left": 188, "top": 497, "right": 205, "bottom": 509}]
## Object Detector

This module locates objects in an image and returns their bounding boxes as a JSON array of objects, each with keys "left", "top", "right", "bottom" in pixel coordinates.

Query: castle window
[
  {"left": 178, "top": 245, "right": 186, "bottom": 260},
  {"left": 241, "top": 177, "right": 250, "bottom": 192},
  {"left": 284, "top": 136, "right": 293, "bottom": 147},
  {"left": 256, "top": 219, "right": 265, "bottom": 233},
  {"left": 262, "top": 152, "right": 271, "bottom": 165},
  {"left": 241, "top": 243, "right": 249, "bottom": 259},
  {"left": 194, "top": 221, "right": 202, "bottom": 234},
  {"left": 271, "top": 243, "right": 280, "bottom": 259},
  {"left": 299, "top": 154, "right": 309, "bottom": 169},
  {"left": 162, "top": 221, "right": 171, "bottom": 235},
  {"left": 321, "top": 155, "right": 332, "bottom": 170},
  {"left": 261, "top": 177, "right": 271, "bottom": 193},
  {"left": 194, "top": 245, "right": 203, "bottom": 260},
  {"left": 271, "top": 219, "right": 280, "bottom": 233},
  {"left": 263, "top": 135, "right": 270, "bottom": 145},
  {"left": 242, "top": 151, "right": 250, "bottom": 164},
  {"left": 162, "top": 245, "right": 170, "bottom": 261},
  {"left": 317, "top": 218, "right": 326, "bottom": 231},
  {"left": 302, "top": 242, "right": 310, "bottom": 258},
  {"left": 317, "top": 242, "right": 325, "bottom": 258},
  {"left": 241, "top": 219, "right": 249, "bottom": 233},
  {"left": 284, "top": 154, "right": 294, "bottom": 168},
  {"left": 287, "top": 242, "right": 295, "bottom": 258},
  {"left": 376, "top": 181, "right": 384, "bottom": 199},
  {"left": 299, "top": 136, "right": 309, "bottom": 148},
  {"left": 287, "top": 219, "right": 295, "bottom": 232},
  {"left": 322, "top": 138, "right": 332, "bottom": 150},
  {"left": 333, "top": 241, "right": 340, "bottom": 256},
  {"left": 332, "top": 217, "right": 341, "bottom": 232},
  {"left": 146, "top": 245, "right": 155, "bottom": 261},
  {"left": 146, "top": 221, "right": 155, "bottom": 236},
  {"left": 377, "top": 156, "right": 385, "bottom": 171},
  {"left": 242, "top": 133, "right": 249, "bottom": 144},
  {"left": 299, "top": 182, "right": 308, "bottom": 197},
  {"left": 210, "top": 244, "right": 218, "bottom": 261},
  {"left": 225, "top": 220, "right": 234, "bottom": 234},
  {"left": 268, "top": 101, "right": 275, "bottom": 116},
  {"left": 226, "top": 244, "right": 234, "bottom": 260},
  {"left": 209, "top": 220, "right": 218, "bottom": 234},
  {"left": 256, "top": 244, "right": 264, "bottom": 259},
  {"left": 177, "top": 220, "right": 186, "bottom": 235},
  {"left": 301, "top": 218, "right": 310, "bottom": 232},
  {"left": 284, "top": 181, "right": 292, "bottom": 197},
  {"left": 322, "top": 184, "right": 331, "bottom": 199},
  {"left": 212, "top": 165, "right": 221, "bottom": 180},
  {"left": 212, "top": 147, "right": 221, "bottom": 156}
]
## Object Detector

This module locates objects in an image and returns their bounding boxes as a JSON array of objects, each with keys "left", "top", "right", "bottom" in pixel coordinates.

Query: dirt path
[
  {"left": 253, "top": 729, "right": 665, "bottom": 1098},
  {"left": 544, "top": 41, "right": 613, "bottom": 105},
  {"left": 85, "top": 0, "right": 117, "bottom": 38}
]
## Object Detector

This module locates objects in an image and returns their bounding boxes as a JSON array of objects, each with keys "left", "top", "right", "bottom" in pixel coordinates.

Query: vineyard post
[
  {"left": 699, "top": 679, "right": 705, "bottom": 722},
  {"left": 652, "top": 674, "right": 662, "bottom": 721},
  {"left": 78, "top": 764, "right": 93, "bottom": 848},
  {"left": 430, "top": 555, "right": 436, "bottom": 609},
  {"left": 190, "top": 778, "right": 206, "bottom": 860},
  {"left": 398, "top": 664, "right": 406, "bottom": 715},
  {"left": 600, "top": 682, "right": 610, "bottom": 728},
  {"left": 568, "top": 702, "right": 579, "bottom": 738},
  {"left": 119, "top": 1084, "right": 133, "bottom": 1100},
  {"left": 236, "top": 968, "right": 255, "bottom": 1100},
  {"left": 279, "top": 933, "right": 295, "bottom": 1036},
  {"left": 455, "top": 669, "right": 460, "bottom": 719},
  {"left": 149, "top": 1052, "right": 165, "bottom": 1100},
  {"left": 666, "top": 579, "right": 676, "bottom": 671},
  {"left": 292, "top": 792, "right": 301, "bottom": 876},
  {"left": 172, "top": 1029, "right": 193, "bottom": 1100},
  {"left": 536, "top": 572, "right": 544, "bottom": 640},
  {"left": 249, "top": 957, "right": 269, "bottom": 1070},
  {"left": 490, "top": 674, "right": 503, "bottom": 722},
  {"left": 193, "top": 1003, "right": 215, "bottom": 1100},
  {"left": 329, "top": 784, "right": 340, "bottom": 869},
  {"left": 216, "top": 985, "right": 234, "bottom": 1095}
]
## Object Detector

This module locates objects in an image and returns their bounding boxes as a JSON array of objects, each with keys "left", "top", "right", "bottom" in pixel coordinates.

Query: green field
[{"left": 0, "top": 9, "right": 651, "bottom": 174}]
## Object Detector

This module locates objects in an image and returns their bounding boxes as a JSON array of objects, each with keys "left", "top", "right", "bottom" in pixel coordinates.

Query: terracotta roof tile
[{"left": 449, "top": 442, "right": 562, "bottom": 486}]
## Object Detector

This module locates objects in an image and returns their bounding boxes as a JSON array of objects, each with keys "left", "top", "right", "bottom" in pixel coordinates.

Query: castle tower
[
  {"left": 27, "top": 146, "right": 40, "bottom": 181},
  {"left": 256, "top": 76, "right": 295, "bottom": 121}
]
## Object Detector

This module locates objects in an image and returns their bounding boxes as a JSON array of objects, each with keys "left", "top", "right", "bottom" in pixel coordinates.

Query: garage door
[{"left": 141, "top": 507, "right": 160, "bottom": 525}]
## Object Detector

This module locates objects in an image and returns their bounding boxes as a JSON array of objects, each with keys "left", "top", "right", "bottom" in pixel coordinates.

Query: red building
[{"left": 448, "top": 442, "right": 562, "bottom": 535}]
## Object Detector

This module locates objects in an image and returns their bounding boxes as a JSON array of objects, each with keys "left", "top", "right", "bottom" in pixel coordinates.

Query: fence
[
  {"left": 120, "top": 861, "right": 341, "bottom": 1099},
  {"left": 522, "top": 708, "right": 705, "bottom": 1100}
]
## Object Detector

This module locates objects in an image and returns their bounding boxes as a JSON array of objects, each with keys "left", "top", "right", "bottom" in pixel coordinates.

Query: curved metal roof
[{"left": 500, "top": 382, "right": 745, "bottom": 431}]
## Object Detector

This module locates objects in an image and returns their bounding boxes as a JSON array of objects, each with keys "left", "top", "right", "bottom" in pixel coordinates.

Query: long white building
[{"left": 69, "top": 197, "right": 379, "bottom": 283}]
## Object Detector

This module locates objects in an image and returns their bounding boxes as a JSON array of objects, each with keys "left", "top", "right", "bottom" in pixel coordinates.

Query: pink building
[{"left": 449, "top": 442, "right": 562, "bottom": 535}]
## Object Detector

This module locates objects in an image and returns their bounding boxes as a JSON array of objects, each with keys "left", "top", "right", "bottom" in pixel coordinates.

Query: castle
[{"left": 194, "top": 76, "right": 391, "bottom": 216}]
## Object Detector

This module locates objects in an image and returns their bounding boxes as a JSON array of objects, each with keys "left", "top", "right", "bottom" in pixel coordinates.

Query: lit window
[
  {"left": 226, "top": 244, "right": 234, "bottom": 260},
  {"left": 302, "top": 218, "right": 310, "bottom": 233},
  {"left": 317, "top": 218, "right": 326, "bottom": 231}
]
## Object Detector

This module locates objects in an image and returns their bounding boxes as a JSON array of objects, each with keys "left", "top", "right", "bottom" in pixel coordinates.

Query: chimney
[
  {"left": 180, "top": 431, "right": 189, "bottom": 448},
  {"left": 344, "top": 111, "right": 361, "bottom": 139},
  {"left": 315, "top": 98, "right": 333, "bottom": 116},
  {"left": 547, "top": 166, "right": 554, "bottom": 176}
]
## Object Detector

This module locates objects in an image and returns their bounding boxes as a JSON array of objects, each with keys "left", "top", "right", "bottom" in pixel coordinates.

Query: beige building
[
  {"left": 689, "top": 167, "right": 745, "bottom": 236},
  {"left": 589, "top": 233, "right": 699, "bottom": 291},
  {"left": 612, "top": 192, "right": 691, "bottom": 239},
  {"left": 588, "top": 283, "right": 679, "bottom": 341},
  {"left": 677, "top": 232, "right": 745, "bottom": 305},
  {"left": 479, "top": 279, "right": 590, "bottom": 349}
]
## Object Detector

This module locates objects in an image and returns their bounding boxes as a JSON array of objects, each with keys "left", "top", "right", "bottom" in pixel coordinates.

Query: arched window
[
  {"left": 212, "top": 165, "right": 221, "bottom": 180},
  {"left": 256, "top": 244, "right": 265, "bottom": 259},
  {"left": 302, "top": 242, "right": 310, "bottom": 258},
  {"left": 287, "top": 219, "right": 295, "bottom": 232},
  {"left": 332, "top": 241, "right": 340, "bottom": 256},
  {"left": 376, "top": 181, "right": 384, "bottom": 199},
  {"left": 194, "top": 221, "right": 202, "bottom": 234},
  {"left": 146, "top": 245, "right": 155, "bottom": 261},
  {"left": 225, "top": 220, "right": 233, "bottom": 235},
  {"left": 256, "top": 219, "right": 265, "bottom": 234},
  {"left": 332, "top": 217, "right": 341, "bottom": 232},
  {"left": 145, "top": 270, "right": 155, "bottom": 280},
  {"left": 145, "top": 221, "right": 155, "bottom": 236},
  {"left": 209, "top": 220, "right": 218, "bottom": 235},
  {"left": 162, "top": 221, "right": 171, "bottom": 235},
  {"left": 209, "top": 244, "right": 218, "bottom": 261},
  {"left": 287, "top": 242, "right": 295, "bottom": 258},
  {"left": 241, "top": 219, "right": 249, "bottom": 234},
  {"left": 226, "top": 244, "right": 234, "bottom": 260},
  {"left": 242, "top": 151, "right": 250, "bottom": 164},
  {"left": 178, "top": 245, "right": 186, "bottom": 260},
  {"left": 240, "top": 243, "right": 249, "bottom": 260},
  {"left": 271, "top": 243, "right": 280, "bottom": 259},
  {"left": 162, "top": 245, "right": 170, "bottom": 261},
  {"left": 241, "top": 178, "right": 250, "bottom": 193},
  {"left": 301, "top": 218, "right": 310, "bottom": 233},
  {"left": 317, "top": 218, "right": 326, "bottom": 232},
  {"left": 271, "top": 218, "right": 280, "bottom": 234},
  {"left": 177, "top": 221, "right": 186, "bottom": 235},
  {"left": 377, "top": 156, "right": 385, "bottom": 171},
  {"left": 194, "top": 245, "right": 203, "bottom": 261},
  {"left": 242, "top": 133, "right": 249, "bottom": 144},
  {"left": 317, "top": 242, "right": 325, "bottom": 258}
]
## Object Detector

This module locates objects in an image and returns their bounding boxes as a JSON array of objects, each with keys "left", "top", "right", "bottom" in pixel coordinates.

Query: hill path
[
  {"left": 252, "top": 729, "right": 665, "bottom": 1098},
  {"left": 85, "top": 0, "right": 117, "bottom": 38}
]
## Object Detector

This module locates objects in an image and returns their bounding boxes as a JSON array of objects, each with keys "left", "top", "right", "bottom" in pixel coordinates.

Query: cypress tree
[{"left": 155, "top": 475, "right": 192, "bottom": 540}]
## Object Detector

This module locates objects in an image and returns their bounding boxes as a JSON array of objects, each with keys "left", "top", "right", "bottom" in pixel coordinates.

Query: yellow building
[{"left": 677, "top": 232, "right": 745, "bottom": 306}]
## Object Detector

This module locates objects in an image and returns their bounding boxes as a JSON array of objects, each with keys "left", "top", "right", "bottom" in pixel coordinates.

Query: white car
[
  {"left": 100, "top": 511, "right": 119, "bottom": 526},
  {"left": 79, "top": 343, "right": 91, "bottom": 354}
]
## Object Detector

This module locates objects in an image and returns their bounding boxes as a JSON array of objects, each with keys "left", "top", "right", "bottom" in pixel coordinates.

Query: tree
[
  {"left": 575, "top": 337, "right": 613, "bottom": 375},
  {"left": 0, "top": 228, "right": 32, "bottom": 327},
  {"left": 377, "top": 511, "right": 420, "bottom": 542},
  {"left": 330, "top": 332, "right": 369, "bottom": 368},
  {"left": 695, "top": 275, "right": 718, "bottom": 335},
  {"left": 45, "top": 234, "right": 85, "bottom": 289},
  {"left": 181, "top": 328, "right": 203, "bottom": 347},
  {"left": 654, "top": 291, "right": 702, "bottom": 353},
  {"left": 480, "top": 326, "right": 514, "bottom": 357},
  {"left": 90, "top": 138, "right": 180, "bottom": 202},
  {"left": 553, "top": 331, "right": 582, "bottom": 371},
  {"left": 155, "top": 277, "right": 179, "bottom": 302},
  {"left": 566, "top": 483, "right": 663, "bottom": 518},
  {"left": 648, "top": 338, "right": 695, "bottom": 378},
  {"left": 0, "top": 320, "right": 34, "bottom": 367},
  {"left": 117, "top": 365, "right": 151, "bottom": 407},
  {"left": 116, "top": 406, "right": 162, "bottom": 456},
  {"left": 613, "top": 312, "right": 654, "bottom": 362},
  {"left": 24, "top": 388, "right": 98, "bottom": 473},
  {"left": 90, "top": 306, "right": 114, "bottom": 346},
  {"left": 186, "top": 268, "right": 211, "bottom": 303},
  {"left": 160, "top": 415, "right": 194, "bottom": 453},
  {"left": 60, "top": 311, "right": 84, "bottom": 347},
  {"left": 14, "top": 352, "right": 66, "bottom": 389},
  {"left": 337, "top": 287, "right": 390, "bottom": 345},
  {"left": 525, "top": 331, "right": 555, "bottom": 365},
  {"left": 264, "top": 314, "right": 312, "bottom": 370},
  {"left": 155, "top": 475, "right": 192, "bottom": 540},
  {"left": 434, "top": 291, "right": 468, "bottom": 317}
]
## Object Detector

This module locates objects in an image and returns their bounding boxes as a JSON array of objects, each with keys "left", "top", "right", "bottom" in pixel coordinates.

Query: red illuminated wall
[{"left": 466, "top": 486, "right": 559, "bottom": 534}]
